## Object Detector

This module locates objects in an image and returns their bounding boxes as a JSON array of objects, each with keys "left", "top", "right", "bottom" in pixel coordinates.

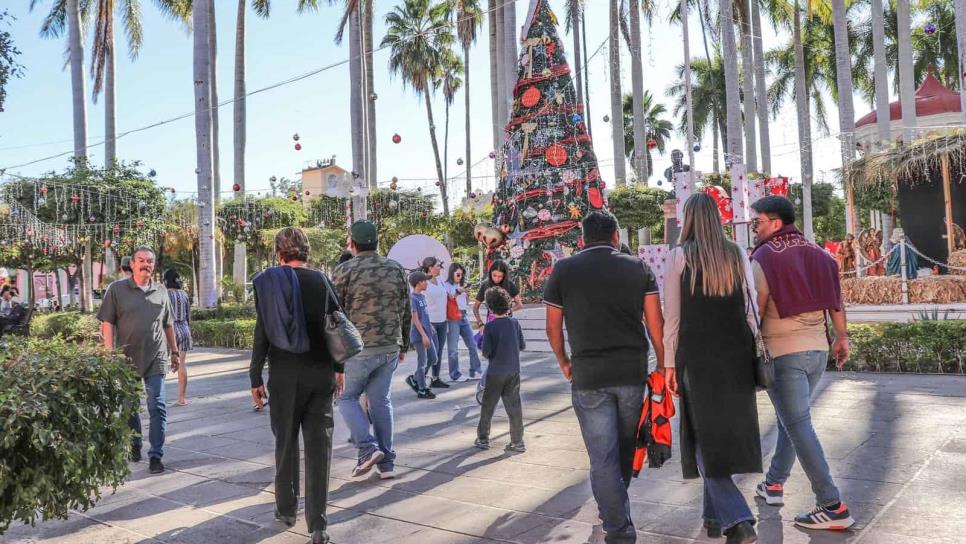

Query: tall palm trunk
[
  {"left": 712, "top": 117, "right": 720, "bottom": 173},
  {"left": 629, "top": 0, "right": 646, "bottom": 182},
  {"left": 720, "top": 0, "right": 743, "bottom": 168},
  {"left": 581, "top": 15, "right": 592, "bottom": 137},
  {"left": 793, "top": 0, "right": 814, "bottom": 240},
  {"left": 194, "top": 0, "right": 217, "bottom": 308},
  {"left": 489, "top": 0, "right": 501, "bottom": 173},
  {"left": 494, "top": 0, "right": 506, "bottom": 170},
  {"left": 681, "top": 0, "right": 696, "bottom": 179},
  {"left": 349, "top": 7, "right": 366, "bottom": 185},
  {"left": 67, "top": 0, "right": 93, "bottom": 312},
  {"left": 464, "top": 43, "right": 473, "bottom": 194},
  {"left": 364, "top": 1, "right": 377, "bottom": 188},
  {"left": 831, "top": 0, "right": 858, "bottom": 235},
  {"left": 503, "top": 0, "right": 517, "bottom": 122},
  {"left": 696, "top": 0, "right": 719, "bottom": 171},
  {"left": 444, "top": 102, "right": 450, "bottom": 189},
  {"left": 571, "top": 2, "right": 583, "bottom": 112},
  {"left": 896, "top": 0, "right": 917, "bottom": 144},
  {"left": 105, "top": 32, "right": 117, "bottom": 165},
  {"left": 871, "top": 0, "right": 890, "bottom": 146},
  {"left": 233, "top": 0, "right": 247, "bottom": 290},
  {"left": 750, "top": 0, "right": 770, "bottom": 173},
  {"left": 739, "top": 4, "right": 757, "bottom": 173},
  {"left": 609, "top": 0, "right": 626, "bottom": 184},
  {"left": 209, "top": 0, "right": 221, "bottom": 198},
  {"left": 424, "top": 92, "right": 449, "bottom": 215},
  {"left": 956, "top": 0, "right": 966, "bottom": 124}
]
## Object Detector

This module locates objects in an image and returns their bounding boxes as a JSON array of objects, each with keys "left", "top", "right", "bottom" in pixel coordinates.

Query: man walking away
[
  {"left": 250, "top": 228, "right": 344, "bottom": 544},
  {"left": 543, "top": 211, "right": 669, "bottom": 543},
  {"left": 750, "top": 196, "right": 855, "bottom": 531},
  {"left": 97, "top": 247, "right": 180, "bottom": 475},
  {"left": 332, "top": 220, "right": 412, "bottom": 481}
]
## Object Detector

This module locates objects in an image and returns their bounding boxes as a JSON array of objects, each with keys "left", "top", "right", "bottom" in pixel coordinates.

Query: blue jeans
[
  {"left": 429, "top": 322, "right": 448, "bottom": 379},
  {"left": 572, "top": 384, "right": 646, "bottom": 543},
  {"left": 447, "top": 313, "right": 482, "bottom": 380},
  {"left": 129, "top": 373, "right": 166, "bottom": 459},
  {"left": 697, "top": 447, "right": 754, "bottom": 531},
  {"left": 766, "top": 350, "right": 840, "bottom": 506},
  {"left": 338, "top": 352, "right": 398, "bottom": 470},
  {"left": 412, "top": 331, "right": 437, "bottom": 391}
]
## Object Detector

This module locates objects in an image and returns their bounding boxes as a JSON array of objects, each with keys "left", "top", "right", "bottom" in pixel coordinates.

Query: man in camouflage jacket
[{"left": 331, "top": 220, "right": 411, "bottom": 480}]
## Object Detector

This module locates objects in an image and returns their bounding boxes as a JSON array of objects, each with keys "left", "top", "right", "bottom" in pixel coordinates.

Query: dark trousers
[
  {"left": 268, "top": 358, "right": 335, "bottom": 534},
  {"left": 477, "top": 372, "right": 524, "bottom": 444}
]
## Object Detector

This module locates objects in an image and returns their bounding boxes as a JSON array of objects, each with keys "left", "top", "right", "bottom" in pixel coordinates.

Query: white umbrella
[{"left": 387, "top": 235, "right": 452, "bottom": 272}]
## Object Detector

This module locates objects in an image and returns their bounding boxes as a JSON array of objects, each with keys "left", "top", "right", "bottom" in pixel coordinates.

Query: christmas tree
[{"left": 486, "top": 0, "right": 608, "bottom": 297}]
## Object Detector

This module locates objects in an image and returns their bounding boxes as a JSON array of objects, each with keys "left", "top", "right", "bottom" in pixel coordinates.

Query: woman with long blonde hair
[{"left": 663, "top": 193, "right": 761, "bottom": 543}]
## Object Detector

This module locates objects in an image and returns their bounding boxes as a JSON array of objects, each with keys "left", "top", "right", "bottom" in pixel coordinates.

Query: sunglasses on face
[{"left": 751, "top": 217, "right": 775, "bottom": 228}]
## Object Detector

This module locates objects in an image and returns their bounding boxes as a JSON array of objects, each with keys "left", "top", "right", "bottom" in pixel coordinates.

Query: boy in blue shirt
[
  {"left": 475, "top": 286, "right": 526, "bottom": 452},
  {"left": 406, "top": 271, "right": 437, "bottom": 399}
]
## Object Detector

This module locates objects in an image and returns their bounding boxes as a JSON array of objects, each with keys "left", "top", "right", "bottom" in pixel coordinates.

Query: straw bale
[{"left": 842, "top": 275, "right": 966, "bottom": 304}]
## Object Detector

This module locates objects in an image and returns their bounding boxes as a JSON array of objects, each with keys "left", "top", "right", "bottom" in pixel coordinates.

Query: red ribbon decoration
[{"left": 522, "top": 220, "right": 580, "bottom": 241}]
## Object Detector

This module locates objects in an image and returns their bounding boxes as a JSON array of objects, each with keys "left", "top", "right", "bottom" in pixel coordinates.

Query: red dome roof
[{"left": 855, "top": 69, "right": 962, "bottom": 128}]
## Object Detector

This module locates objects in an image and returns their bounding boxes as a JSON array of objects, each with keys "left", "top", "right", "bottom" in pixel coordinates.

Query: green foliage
[
  {"left": 191, "top": 319, "right": 256, "bottom": 349},
  {"left": 218, "top": 196, "right": 309, "bottom": 244},
  {"left": 0, "top": 338, "right": 139, "bottom": 532},
  {"left": 787, "top": 182, "right": 847, "bottom": 244},
  {"left": 621, "top": 91, "right": 674, "bottom": 180},
  {"left": 31, "top": 312, "right": 100, "bottom": 342},
  {"left": 191, "top": 304, "right": 256, "bottom": 322},
  {"left": 842, "top": 321, "right": 966, "bottom": 374},
  {"left": 0, "top": 10, "right": 24, "bottom": 112},
  {"left": 852, "top": 181, "right": 895, "bottom": 213},
  {"left": 607, "top": 185, "right": 668, "bottom": 247}
]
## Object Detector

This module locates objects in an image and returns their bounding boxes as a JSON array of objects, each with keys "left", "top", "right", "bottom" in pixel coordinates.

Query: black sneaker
[
  {"left": 274, "top": 510, "right": 297, "bottom": 527},
  {"left": 130, "top": 446, "right": 142, "bottom": 462},
  {"left": 474, "top": 438, "right": 490, "bottom": 450},
  {"left": 149, "top": 457, "right": 164, "bottom": 474},
  {"left": 417, "top": 389, "right": 437, "bottom": 399},
  {"left": 794, "top": 502, "right": 855, "bottom": 531},
  {"left": 505, "top": 442, "right": 526, "bottom": 453},
  {"left": 430, "top": 378, "right": 450, "bottom": 389},
  {"left": 724, "top": 520, "right": 757, "bottom": 543},
  {"left": 755, "top": 481, "right": 784, "bottom": 506},
  {"left": 704, "top": 519, "right": 722, "bottom": 538},
  {"left": 405, "top": 375, "right": 419, "bottom": 393}
]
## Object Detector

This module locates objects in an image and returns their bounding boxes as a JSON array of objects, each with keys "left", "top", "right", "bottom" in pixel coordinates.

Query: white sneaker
[
  {"left": 467, "top": 374, "right": 482, "bottom": 381},
  {"left": 452, "top": 376, "right": 469, "bottom": 383},
  {"left": 378, "top": 466, "right": 396, "bottom": 479}
]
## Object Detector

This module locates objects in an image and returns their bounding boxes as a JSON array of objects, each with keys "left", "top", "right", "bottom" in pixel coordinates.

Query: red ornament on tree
[
  {"left": 545, "top": 144, "right": 568, "bottom": 166},
  {"left": 294, "top": 143, "right": 302, "bottom": 151},
  {"left": 392, "top": 133, "right": 402, "bottom": 144},
  {"left": 521, "top": 86, "right": 541, "bottom": 108},
  {"left": 70, "top": 194, "right": 81, "bottom": 203},
  {"left": 40, "top": 185, "right": 48, "bottom": 194},
  {"left": 647, "top": 138, "right": 657, "bottom": 149},
  {"left": 546, "top": 42, "right": 556, "bottom": 55},
  {"left": 233, "top": 183, "right": 241, "bottom": 192},
  {"left": 304, "top": 190, "right": 311, "bottom": 196},
  {"left": 112, "top": 225, "right": 121, "bottom": 234},
  {"left": 587, "top": 187, "right": 604, "bottom": 209}
]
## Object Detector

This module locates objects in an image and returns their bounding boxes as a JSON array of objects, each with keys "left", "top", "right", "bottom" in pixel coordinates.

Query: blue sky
[{"left": 0, "top": 0, "right": 859, "bottom": 207}]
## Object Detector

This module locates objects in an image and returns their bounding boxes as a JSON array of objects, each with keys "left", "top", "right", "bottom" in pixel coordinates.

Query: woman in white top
[
  {"left": 444, "top": 263, "right": 482, "bottom": 381},
  {"left": 420, "top": 257, "right": 451, "bottom": 388}
]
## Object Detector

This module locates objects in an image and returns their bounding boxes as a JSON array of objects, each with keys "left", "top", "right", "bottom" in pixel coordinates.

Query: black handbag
[
  {"left": 741, "top": 277, "right": 774, "bottom": 391},
  {"left": 321, "top": 277, "right": 364, "bottom": 364}
]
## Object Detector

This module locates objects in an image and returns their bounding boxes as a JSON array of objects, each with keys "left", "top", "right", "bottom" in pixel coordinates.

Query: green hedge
[
  {"left": 0, "top": 338, "right": 140, "bottom": 532},
  {"left": 190, "top": 304, "right": 256, "bottom": 322},
  {"left": 191, "top": 319, "right": 256, "bottom": 349},
  {"left": 31, "top": 312, "right": 101, "bottom": 343},
  {"left": 844, "top": 321, "right": 966, "bottom": 374}
]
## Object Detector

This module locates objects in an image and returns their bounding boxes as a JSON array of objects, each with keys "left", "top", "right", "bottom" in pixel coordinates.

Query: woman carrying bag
[{"left": 662, "top": 193, "right": 762, "bottom": 544}]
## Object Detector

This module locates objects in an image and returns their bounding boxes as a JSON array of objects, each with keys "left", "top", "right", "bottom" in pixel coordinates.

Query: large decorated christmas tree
[{"left": 486, "top": 0, "right": 608, "bottom": 296}]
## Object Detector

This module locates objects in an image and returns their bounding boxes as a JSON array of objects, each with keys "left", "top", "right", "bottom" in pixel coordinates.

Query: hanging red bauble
[
  {"left": 546, "top": 42, "right": 556, "bottom": 56},
  {"left": 40, "top": 185, "right": 48, "bottom": 194},
  {"left": 521, "top": 86, "right": 541, "bottom": 108},
  {"left": 587, "top": 187, "right": 604, "bottom": 209},
  {"left": 392, "top": 133, "right": 402, "bottom": 144},
  {"left": 233, "top": 183, "right": 241, "bottom": 192},
  {"left": 294, "top": 143, "right": 302, "bottom": 151},
  {"left": 421, "top": 211, "right": 428, "bottom": 218},
  {"left": 489, "top": 151, "right": 496, "bottom": 159},
  {"left": 304, "top": 190, "right": 311, "bottom": 196},
  {"left": 545, "top": 144, "right": 568, "bottom": 167},
  {"left": 112, "top": 225, "right": 121, "bottom": 234},
  {"left": 71, "top": 194, "right": 81, "bottom": 203},
  {"left": 647, "top": 138, "right": 658, "bottom": 149}
]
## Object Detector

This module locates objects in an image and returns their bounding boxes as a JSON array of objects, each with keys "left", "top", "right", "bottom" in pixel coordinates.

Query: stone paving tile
[{"left": 6, "top": 348, "right": 966, "bottom": 544}]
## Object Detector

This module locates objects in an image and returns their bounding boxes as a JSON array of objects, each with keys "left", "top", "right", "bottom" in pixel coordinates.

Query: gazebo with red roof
[{"left": 856, "top": 69, "right": 964, "bottom": 145}]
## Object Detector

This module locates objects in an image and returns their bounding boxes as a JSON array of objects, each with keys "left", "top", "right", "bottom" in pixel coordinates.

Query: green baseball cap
[{"left": 350, "top": 220, "right": 378, "bottom": 245}]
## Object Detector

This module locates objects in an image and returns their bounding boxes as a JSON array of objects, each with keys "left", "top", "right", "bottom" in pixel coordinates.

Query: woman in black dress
[
  {"left": 164, "top": 268, "right": 193, "bottom": 406},
  {"left": 663, "top": 193, "right": 761, "bottom": 544}
]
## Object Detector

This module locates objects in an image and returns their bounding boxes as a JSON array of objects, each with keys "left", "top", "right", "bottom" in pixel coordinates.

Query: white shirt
[
  {"left": 424, "top": 278, "right": 449, "bottom": 323},
  {"left": 444, "top": 281, "right": 469, "bottom": 311}
]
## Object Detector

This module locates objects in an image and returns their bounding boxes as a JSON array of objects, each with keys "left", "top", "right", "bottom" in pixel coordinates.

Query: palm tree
[
  {"left": 794, "top": 0, "right": 814, "bottom": 240},
  {"left": 720, "top": 0, "right": 743, "bottom": 170},
  {"left": 454, "top": 0, "right": 482, "bottom": 195},
  {"left": 193, "top": 0, "right": 217, "bottom": 307},
  {"left": 565, "top": 0, "right": 584, "bottom": 113},
  {"left": 751, "top": 0, "right": 771, "bottom": 173},
  {"left": 383, "top": 0, "right": 455, "bottom": 215},
  {"left": 667, "top": 54, "right": 726, "bottom": 173},
  {"left": 627, "top": 0, "right": 647, "bottom": 182},
  {"left": 438, "top": 50, "right": 464, "bottom": 191},
  {"left": 830, "top": 0, "right": 858, "bottom": 234},
  {"left": 956, "top": 0, "right": 966, "bottom": 123},
  {"left": 489, "top": 0, "right": 503, "bottom": 171},
  {"left": 502, "top": 0, "right": 516, "bottom": 127},
  {"left": 870, "top": 0, "right": 891, "bottom": 146},
  {"left": 896, "top": 0, "right": 916, "bottom": 143},
  {"left": 609, "top": 0, "right": 626, "bottom": 184},
  {"left": 232, "top": 0, "right": 270, "bottom": 291},
  {"left": 736, "top": 0, "right": 757, "bottom": 173},
  {"left": 622, "top": 91, "right": 673, "bottom": 181}
]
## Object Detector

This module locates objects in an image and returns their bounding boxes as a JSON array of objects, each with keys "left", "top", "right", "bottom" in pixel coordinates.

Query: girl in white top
[{"left": 420, "top": 257, "right": 451, "bottom": 387}]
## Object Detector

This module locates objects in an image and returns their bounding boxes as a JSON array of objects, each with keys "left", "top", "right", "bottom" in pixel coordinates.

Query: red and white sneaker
[
  {"left": 755, "top": 481, "right": 784, "bottom": 506},
  {"left": 794, "top": 502, "right": 855, "bottom": 531}
]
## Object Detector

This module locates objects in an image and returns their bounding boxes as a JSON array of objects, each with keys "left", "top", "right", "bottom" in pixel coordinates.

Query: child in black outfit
[{"left": 475, "top": 287, "right": 526, "bottom": 453}]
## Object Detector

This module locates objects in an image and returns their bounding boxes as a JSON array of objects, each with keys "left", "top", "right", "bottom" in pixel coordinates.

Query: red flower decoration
[
  {"left": 588, "top": 187, "right": 604, "bottom": 209},
  {"left": 521, "top": 86, "right": 541, "bottom": 108},
  {"left": 545, "top": 144, "right": 568, "bottom": 166}
]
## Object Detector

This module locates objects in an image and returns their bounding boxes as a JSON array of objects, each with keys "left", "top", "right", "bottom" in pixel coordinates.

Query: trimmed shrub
[
  {"left": 191, "top": 319, "right": 256, "bottom": 349},
  {"left": 841, "top": 320, "right": 966, "bottom": 374},
  {"left": 0, "top": 338, "right": 139, "bottom": 533},
  {"left": 31, "top": 312, "right": 100, "bottom": 343},
  {"left": 191, "top": 304, "right": 256, "bottom": 322}
]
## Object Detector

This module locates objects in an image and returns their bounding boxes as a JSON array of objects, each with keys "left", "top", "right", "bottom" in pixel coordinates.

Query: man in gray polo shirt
[{"left": 97, "top": 246, "right": 180, "bottom": 474}]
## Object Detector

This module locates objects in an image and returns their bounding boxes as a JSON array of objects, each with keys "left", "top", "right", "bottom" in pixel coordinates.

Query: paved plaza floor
[{"left": 4, "top": 343, "right": 966, "bottom": 543}]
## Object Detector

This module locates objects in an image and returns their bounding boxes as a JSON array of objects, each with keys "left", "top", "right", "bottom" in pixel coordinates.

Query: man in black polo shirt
[{"left": 543, "top": 211, "right": 669, "bottom": 544}]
